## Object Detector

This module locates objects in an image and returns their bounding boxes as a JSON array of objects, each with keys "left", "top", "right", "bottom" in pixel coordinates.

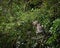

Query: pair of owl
[{"left": 32, "top": 21, "right": 43, "bottom": 34}]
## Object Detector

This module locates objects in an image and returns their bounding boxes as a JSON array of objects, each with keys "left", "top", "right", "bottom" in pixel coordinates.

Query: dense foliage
[{"left": 0, "top": 0, "right": 60, "bottom": 48}]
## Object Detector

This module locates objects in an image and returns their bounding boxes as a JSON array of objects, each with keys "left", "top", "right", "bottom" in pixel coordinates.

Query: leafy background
[{"left": 0, "top": 0, "right": 60, "bottom": 48}]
